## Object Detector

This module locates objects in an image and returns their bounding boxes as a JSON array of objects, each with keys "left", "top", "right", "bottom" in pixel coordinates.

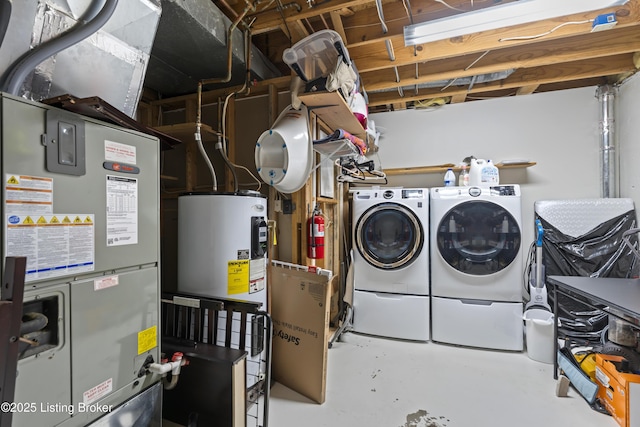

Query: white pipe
[{"left": 147, "top": 352, "right": 187, "bottom": 376}]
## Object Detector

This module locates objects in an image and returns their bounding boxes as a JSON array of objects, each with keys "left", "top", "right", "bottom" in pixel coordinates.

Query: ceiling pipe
[
  {"left": 597, "top": 84, "right": 619, "bottom": 198},
  {"left": 1, "top": 0, "right": 118, "bottom": 95},
  {"left": 196, "top": 1, "right": 258, "bottom": 192}
]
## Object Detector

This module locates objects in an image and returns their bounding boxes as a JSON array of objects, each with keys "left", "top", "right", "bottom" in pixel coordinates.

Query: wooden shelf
[
  {"left": 298, "top": 91, "right": 366, "bottom": 140},
  {"left": 384, "top": 162, "right": 536, "bottom": 176},
  {"left": 494, "top": 161, "right": 537, "bottom": 169},
  {"left": 153, "top": 123, "right": 219, "bottom": 143}
]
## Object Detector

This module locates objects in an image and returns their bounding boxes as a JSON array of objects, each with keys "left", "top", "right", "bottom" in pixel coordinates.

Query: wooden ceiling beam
[
  {"left": 330, "top": 10, "right": 348, "bottom": 43},
  {"left": 290, "top": 20, "right": 310, "bottom": 42},
  {"left": 366, "top": 54, "right": 637, "bottom": 106},
  {"left": 450, "top": 93, "right": 467, "bottom": 104},
  {"left": 344, "top": 0, "right": 517, "bottom": 48},
  {"left": 347, "top": 1, "right": 640, "bottom": 72},
  {"left": 516, "top": 84, "right": 540, "bottom": 96},
  {"left": 361, "top": 25, "right": 640, "bottom": 91},
  {"left": 249, "top": 0, "right": 374, "bottom": 34}
]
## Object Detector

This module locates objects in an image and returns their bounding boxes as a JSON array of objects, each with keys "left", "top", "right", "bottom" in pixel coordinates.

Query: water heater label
[
  {"left": 5, "top": 213, "right": 95, "bottom": 282},
  {"left": 5, "top": 173, "right": 53, "bottom": 214},
  {"left": 228, "top": 260, "right": 249, "bottom": 295},
  {"left": 250, "top": 258, "right": 266, "bottom": 294},
  {"left": 106, "top": 175, "right": 138, "bottom": 246}
]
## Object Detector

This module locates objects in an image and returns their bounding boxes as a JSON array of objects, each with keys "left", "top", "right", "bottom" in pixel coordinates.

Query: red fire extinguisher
[{"left": 307, "top": 206, "right": 325, "bottom": 259}]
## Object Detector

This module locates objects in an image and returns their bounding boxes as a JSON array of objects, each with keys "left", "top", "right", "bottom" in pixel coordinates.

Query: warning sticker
[
  {"left": 137, "top": 325, "right": 157, "bottom": 355},
  {"left": 83, "top": 378, "right": 113, "bottom": 404},
  {"left": 94, "top": 275, "right": 119, "bottom": 291},
  {"left": 105, "top": 140, "right": 137, "bottom": 165},
  {"left": 5, "top": 214, "right": 95, "bottom": 282},
  {"left": 5, "top": 174, "right": 53, "bottom": 214},
  {"left": 228, "top": 260, "right": 249, "bottom": 295},
  {"left": 249, "top": 258, "right": 266, "bottom": 294}
]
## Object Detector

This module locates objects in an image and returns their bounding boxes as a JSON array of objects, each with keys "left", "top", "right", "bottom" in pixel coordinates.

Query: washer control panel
[{"left": 490, "top": 185, "right": 517, "bottom": 196}]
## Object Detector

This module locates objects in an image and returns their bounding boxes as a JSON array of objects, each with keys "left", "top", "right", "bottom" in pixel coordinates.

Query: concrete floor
[{"left": 268, "top": 332, "right": 616, "bottom": 427}]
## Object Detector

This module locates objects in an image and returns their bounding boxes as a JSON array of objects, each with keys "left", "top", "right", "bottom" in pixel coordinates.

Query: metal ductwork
[
  {"left": 143, "top": 0, "right": 282, "bottom": 98},
  {"left": 597, "top": 84, "right": 619, "bottom": 198},
  {"left": 0, "top": 0, "right": 162, "bottom": 118}
]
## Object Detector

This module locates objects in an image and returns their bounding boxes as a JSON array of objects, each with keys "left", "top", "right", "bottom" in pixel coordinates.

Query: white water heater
[{"left": 177, "top": 191, "right": 268, "bottom": 306}]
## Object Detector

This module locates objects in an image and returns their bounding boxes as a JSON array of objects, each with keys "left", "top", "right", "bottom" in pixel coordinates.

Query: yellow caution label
[
  {"left": 50, "top": 216, "right": 60, "bottom": 224},
  {"left": 23, "top": 216, "right": 34, "bottom": 224},
  {"left": 227, "top": 260, "right": 249, "bottom": 295},
  {"left": 73, "top": 216, "right": 82, "bottom": 223},
  {"left": 62, "top": 216, "right": 71, "bottom": 223},
  {"left": 37, "top": 216, "right": 47, "bottom": 224},
  {"left": 7, "top": 176, "right": 19, "bottom": 185},
  {"left": 137, "top": 325, "right": 157, "bottom": 355},
  {"left": 84, "top": 216, "right": 93, "bottom": 223}
]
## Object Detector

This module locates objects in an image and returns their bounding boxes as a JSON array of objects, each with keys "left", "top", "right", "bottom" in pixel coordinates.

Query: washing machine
[
  {"left": 430, "top": 185, "right": 524, "bottom": 351},
  {"left": 352, "top": 187, "right": 430, "bottom": 341}
]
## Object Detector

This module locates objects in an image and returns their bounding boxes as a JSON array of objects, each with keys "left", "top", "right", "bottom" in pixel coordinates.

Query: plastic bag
[{"left": 537, "top": 210, "right": 640, "bottom": 342}]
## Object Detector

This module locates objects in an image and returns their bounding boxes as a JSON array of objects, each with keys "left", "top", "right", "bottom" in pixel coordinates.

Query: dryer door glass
[
  {"left": 355, "top": 202, "right": 424, "bottom": 270},
  {"left": 437, "top": 200, "right": 520, "bottom": 275}
]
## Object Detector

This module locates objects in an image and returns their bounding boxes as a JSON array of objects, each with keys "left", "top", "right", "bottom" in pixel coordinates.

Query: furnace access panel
[{"left": 0, "top": 93, "right": 161, "bottom": 427}]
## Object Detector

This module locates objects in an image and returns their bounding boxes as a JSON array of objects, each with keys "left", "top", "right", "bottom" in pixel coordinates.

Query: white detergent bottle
[
  {"left": 444, "top": 168, "right": 456, "bottom": 187},
  {"left": 481, "top": 159, "right": 499, "bottom": 184},
  {"left": 469, "top": 158, "right": 485, "bottom": 186}
]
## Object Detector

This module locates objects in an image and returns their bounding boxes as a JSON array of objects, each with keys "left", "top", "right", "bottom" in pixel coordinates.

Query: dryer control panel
[{"left": 402, "top": 189, "right": 425, "bottom": 199}]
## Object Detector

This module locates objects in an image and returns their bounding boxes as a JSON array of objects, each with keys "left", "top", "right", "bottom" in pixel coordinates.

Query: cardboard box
[
  {"left": 269, "top": 263, "right": 331, "bottom": 404},
  {"left": 595, "top": 354, "right": 640, "bottom": 427}
]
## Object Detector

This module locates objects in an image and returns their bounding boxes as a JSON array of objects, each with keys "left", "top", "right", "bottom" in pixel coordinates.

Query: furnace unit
[{"left": 1, "top": 93, "right": 162, "bottom": 427}]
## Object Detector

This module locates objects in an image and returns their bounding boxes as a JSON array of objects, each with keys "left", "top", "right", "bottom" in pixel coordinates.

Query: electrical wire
[
  {"left": 275, "top": 0, "right": 293, "bottom": 44},
  {"left": 465, "top": 49, "right": 491, "bottom": 71},
  {"left": 499, "top": 20, "right": 593, "bottom": 42},
  {"left": 375, "top": 0, "right": 389, "bottom": 34},
  {"left": 221, "top": 91, "right": 263, "bottom": 191},
  {"left": 402, "top": 0, "right": 414, "bottom": 25},
  {"left": 523, "top": 240, "right": 536, "bottom": 298},
  {"left": 434, "top": 0, "right": 467, "bottom": 13}
]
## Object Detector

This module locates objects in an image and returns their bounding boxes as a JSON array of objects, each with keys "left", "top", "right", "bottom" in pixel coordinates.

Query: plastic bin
[
  {"left": 523, "top": 308, "right": 555, "bottom": 364},
  {"left": 282, "top": 29, "right": 350, "bottom": 82}
]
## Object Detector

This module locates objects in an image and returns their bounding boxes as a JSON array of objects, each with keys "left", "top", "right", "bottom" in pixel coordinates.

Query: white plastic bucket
[{"left": 523, "top": 308, "right": 555, "bottom": 364}]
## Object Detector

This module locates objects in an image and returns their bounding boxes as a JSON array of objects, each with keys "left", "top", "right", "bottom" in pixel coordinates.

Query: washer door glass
[
  {"left": 355, "top": 202, "right": 424, "bottom": 270},
  {"left": 437, "top": 200, "right": 521, "bottom": 275}
]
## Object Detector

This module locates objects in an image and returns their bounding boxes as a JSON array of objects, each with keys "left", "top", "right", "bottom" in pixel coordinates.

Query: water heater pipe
[
  {"left": 597, "top": 84, "right": 619, "bottom": 198},
  {"left": 1, "top": 0, "right": 118, "bottom": 95}
]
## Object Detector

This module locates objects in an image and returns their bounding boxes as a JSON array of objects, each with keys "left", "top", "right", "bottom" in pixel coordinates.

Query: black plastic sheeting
[{"left": 537, "top": 210, "right": 640, "bottom": 343}]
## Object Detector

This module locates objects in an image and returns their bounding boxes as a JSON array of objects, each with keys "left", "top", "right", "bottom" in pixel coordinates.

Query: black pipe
[
  {"left": 20, "top": 312, "right": 48, "bottom": 335},
  {"left": 1, "top": 0, "right": 118, "bottom": 95},
  {"left": 0, "top": 0, "right": 11, "bottom": 51}
]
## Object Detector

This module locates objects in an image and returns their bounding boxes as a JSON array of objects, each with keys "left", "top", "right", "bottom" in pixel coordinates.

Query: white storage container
[
  {"left": 283, "top": 29, "right": 350, "bottom": 82},
  {"left": 523, "top": 308, "right": 555, "bottom": 364}
]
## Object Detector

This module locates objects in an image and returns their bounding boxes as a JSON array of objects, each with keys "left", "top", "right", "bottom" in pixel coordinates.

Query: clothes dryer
[
  {"left": 352, "top": 187, "right": 430, "bottom": 341},
  {"left": 430, "top": 185, "right": 524, "bottom": 350}
]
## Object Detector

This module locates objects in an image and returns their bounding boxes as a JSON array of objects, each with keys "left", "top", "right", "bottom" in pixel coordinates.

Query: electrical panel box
[{"left": 1, "top": 93, "right": 161, "bottom": 427}]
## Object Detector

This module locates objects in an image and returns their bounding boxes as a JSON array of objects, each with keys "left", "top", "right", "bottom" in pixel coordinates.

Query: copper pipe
[{"left": 200, "top": 1, "right": 254, "bottom": 86}]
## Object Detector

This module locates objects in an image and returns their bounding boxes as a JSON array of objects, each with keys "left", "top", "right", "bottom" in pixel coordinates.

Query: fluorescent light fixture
[{"left": 404, "top": 0, "right": 629, "bottom": 46}]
